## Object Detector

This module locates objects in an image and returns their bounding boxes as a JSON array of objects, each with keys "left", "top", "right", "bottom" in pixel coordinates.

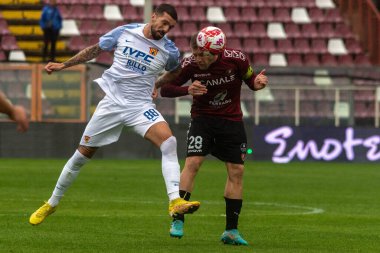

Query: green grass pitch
[{"left": 0, "top": 159, "right": 379, "bottom": 252}]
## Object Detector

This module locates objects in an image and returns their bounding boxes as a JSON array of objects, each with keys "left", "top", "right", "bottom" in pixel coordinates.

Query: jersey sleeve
[
  {"left": 160, "top": 58, "right": 193, "bottom": 97},
  {"left": 164, "top": 39, "right": 181, "bottom": 72},
  {"left": 99, "top": 26, "right": 125, "bottom": 51}
]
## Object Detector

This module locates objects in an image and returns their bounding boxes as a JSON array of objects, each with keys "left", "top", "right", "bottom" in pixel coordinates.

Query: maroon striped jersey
[{"left": 160, "top": 48, "right": 256, "bottom": 121}]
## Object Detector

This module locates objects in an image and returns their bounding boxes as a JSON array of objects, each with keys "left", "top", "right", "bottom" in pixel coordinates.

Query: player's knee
[
  {"left": 78, "top": 145, "right": 97, "bottom": 158},
  {"left": 228, "top": 164, "right": 244, "bottom": 181},
  {"left": 160, "top": 136, "right": 177, "bottom": 155}
]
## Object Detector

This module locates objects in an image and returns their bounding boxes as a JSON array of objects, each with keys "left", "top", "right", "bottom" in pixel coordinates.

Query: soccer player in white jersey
[{"left": 29, "top": 4, "right": 200, "bottom": 226}]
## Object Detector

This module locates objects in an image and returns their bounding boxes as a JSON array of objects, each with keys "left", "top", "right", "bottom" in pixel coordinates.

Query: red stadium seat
[
  {"left": 181, "top": 22, "right": 198, "bottom": 37},
  {"left": 233, "top": 22, "right": 251, "bottom": 38},
  {"left": 287, "top": 53, "right": 303, "bottom": 66},
  {"left": 0, "top": 19, "right": 10, "bottom": 35},
  {"left": 257, "top": 7, "right": 274, "bottom": 22},
  {"left": 68, "top": 36, "right": 87, "bottom": 51},
  {"left": 318, "top": 23, "right": 335, "bottom": 38},
  {"left": 345, "top": 38, "right": 363, "bottom": 54},
  {"left": 259, "top": 38, "right": 276, "bottom": 53},
  {"left": 303, "top": 53, "right": 320, "bottom": 66},
  {"left": 325, "top": 9, "right": 343, "bottom": 23},
  {"left": 320, "top": 53, "right": 338, "bottom": 66},
  {"left": 310, "top": 38, "right": 328, "bottom": 53},
  {"left": 0, "top": 50, "right": 7, "bottom": 61},
  {"left": 96, "top": 51, "right": 113, "bottom": 65},
  {"left": 189, "top": 7, "right": 207, "bottom": 22},
  {"left": 217, "top": 23, "right": 235, "bottom": 38},
  {"left": 240, "top": 7, "right": 258, "bottom": 23},
  {"left": 1, "top": 35, "right": 19, "bottom": 51},
  {"left": 276, "top": 39, "right": 294, "bottom": 54},
  {"left": 223, "top": 7, "right": 241, "bottom": 22},
  {"left": 252, "top": 53, "right": 268, "bottom": 65},
  {"left": 284, "top": 23, "right": 301, "bottom": 38},
  {"left": 79, "top": 20, "right": 98, "bottom": 35},
  {"left": 122, "top": 5, "right": 142, "bottom": 22},
  {"left": 242, "top": 38, "right": 259, "bottom": 54},
  {"left": 274, "top": 8, "right": 291, "bottom": 22},
  {"left": 249, "top": 23, "right": 267, "bottom": 38},
  {"left": 226, "top": 38, "right": 242, "bottom": 48},
  {"left": 308, "top": 7, "right": 325, "bottom": 23},
  {"left": 293, "top": 38, "right": 311, "bottom": 54},
  {"left": 337, "top": 54, "right": 354, "bottom": 66},
  {"left": 301, "top": 23, "right": 318, "bottom": 38}
]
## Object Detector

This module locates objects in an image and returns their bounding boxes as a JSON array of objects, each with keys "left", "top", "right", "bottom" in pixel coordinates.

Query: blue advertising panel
[{"left": 252, "top": 126, "right": 380, "bottom": 163}]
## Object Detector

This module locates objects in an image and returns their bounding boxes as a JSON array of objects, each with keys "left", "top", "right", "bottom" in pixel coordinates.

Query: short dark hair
[
  {"left": 190, "top": 33, "right": 198, "bottom": 50},
  {"left": 154, "top": 4, "right": 178, "bottom": 21}
]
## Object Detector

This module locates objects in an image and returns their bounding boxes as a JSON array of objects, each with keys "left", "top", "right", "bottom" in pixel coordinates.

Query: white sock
[
  {"left": 160, "top": 136, "right": 180, "bottom": 201},
  {"left": 48, "top": 150, "right": 90, "bottom": 207}
]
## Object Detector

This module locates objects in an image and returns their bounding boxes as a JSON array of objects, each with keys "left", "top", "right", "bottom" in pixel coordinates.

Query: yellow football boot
[
  {"left": 169, "top": 198, "right": 200, "bottom": 217},
  {"left": 29, "top": 202, "right": 57, "bottom": 225}
]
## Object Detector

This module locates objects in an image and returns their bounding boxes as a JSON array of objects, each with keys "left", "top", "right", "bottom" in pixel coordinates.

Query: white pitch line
[{"left": 1, "top": 198, "right": 324, "bottom": 217}]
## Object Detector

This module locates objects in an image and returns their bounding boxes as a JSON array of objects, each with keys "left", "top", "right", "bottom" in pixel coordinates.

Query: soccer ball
[{"left": 196, "top": 26, "right": 226, "bottom": 54}]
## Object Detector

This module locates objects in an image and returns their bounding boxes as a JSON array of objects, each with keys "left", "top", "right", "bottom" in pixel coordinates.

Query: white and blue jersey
[{"left": 94, "top": 23, "right": 180, "bottom": 105}]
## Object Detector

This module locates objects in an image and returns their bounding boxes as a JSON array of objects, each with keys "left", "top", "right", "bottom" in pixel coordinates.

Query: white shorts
[{"left": 79, "top": 96, "right": 166, "bottom": 147}]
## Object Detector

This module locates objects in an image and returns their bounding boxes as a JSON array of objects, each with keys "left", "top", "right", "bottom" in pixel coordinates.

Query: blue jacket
[{"left": 39, "top": 5, "right": 62, "bottom": 31}]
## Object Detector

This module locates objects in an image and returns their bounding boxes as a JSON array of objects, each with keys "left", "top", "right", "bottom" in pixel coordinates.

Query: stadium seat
[
  {"left": 181, "top": 22, "right": 198, "bottom": 37},
  {"left": 8, "top": 50, "right": 26, "bottom": 61},
  {"left": 79, "top": 20, "right": 97, "bottom": 35},
  {"left": 325, "top": 8, "right": 343, "bottom": 23},
  {"left": 308, "top": 7, "right": 325, "bottom": 23},
  {"left": 68, "top": 36, "right": 87, "bottom": 51},
  {"left": 122, "top": 5, "right": 142, "bottom": 22},
  {"left": 259, "top": 38, "right": 276, "bottom": 53},
  {"left": 175, "top": 7, "right": 191, "bottom": 21},
  {"left": 287, "top": 53, "right": 303, "bottom": 66},
  {"left": 269, "top": 53, "right": 287, "bottom": 66},
  {"left": 345, "top": 38, "right": 363, "bottom": 54},
  {"left": 320, "top": 53, "right": 338, "bottom": 66},
  {"left": 274, "top": 8, "right": 291, "bottom": 22},
  {"left": 0, "top": 19, "right": 10, "bottom": 35},
  {"left": 240, "top": 7, "right": 258, "bottom": 22},
  {"left": 301, "top": 23, "right": 318, "bottom": 38},
  {"left": 242, "top": 38, "right": 259, "bottom": 54},
  {"left": 355, "top": 53, "right": 372, "bottom": 66},
  {"left": 88, "top": 5, "right": 105, "bottom": 20},
  {"left": 335, "top": 23, "right": 355, "bottom": 39},
  {"left": 217, "top": 23, "right": 234, "bottom": 38},
  {"left": 60, "top": 20, "right": 80, "bottom": 36},
  {"left": 174, "top": 37, "right": 190, "bottom": 52},
  {"left": 226, "top": 38, "right": 242, "bottom": 48},
  {"left": 328, "top": 38, "right": 347, "bottom": 55},
  {"left": 104, "top": 5, "right": 123, "bottom": 20},
  {"left": 247, "top": 0, "right": 265, "bottom": 7},
  {"left": 293, "top": 38, "right": 310, "bottom": 54},
  {"left": 223, "top": 7, "right": 241, "bottom": 22},
  {"left": 251, "top": 53, "right": 268, "bottom": 65},
  {"left": 303, "top": 53, "right": 320, "bottom": 66},
  {"left": 316, "top": 0, "right": 336, "bottom": 9},
  {"left": 1, "top": 35, "right": 19, "bottom": 50},
  {"left": 284, "top": 23, "right": 301, "bottom": 38},
  {"left": 249, "top": 23, "right": 267, "bottom": 38},
  {"left": 0, "top": 50, "right": 6, "bottom": 61},
  {"left": 257, "top": 7, "right": 274, "bottom": 22},
  {"left": 310, "top": 38, "right": 328, "bottom": 54},
  {"left": 276, "top": 39, "right": 294, "bottom": 54},
  {"left": 189, "top": 7, "right": 207, "bottom": 22},
  {"left": 233, "top": 22, "right": 251, "bottom": 38},
  {"left": 318, "top": 23, "right": 336, "bottom": 38},
  {"left": 337, "top": 54, "right": 354, "bottom": 66},
  {"left": 291, "top": 7, "right": 311, "bottom": 23},
  {"left": 206, "top": 7, "right": 226, "bottom": 23},
  {"left": 267, "top": 22, "right": 286, "bottom": 39}
]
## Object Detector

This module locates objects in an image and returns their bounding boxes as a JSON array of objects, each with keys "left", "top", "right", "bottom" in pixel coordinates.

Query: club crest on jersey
[
  {"left": 84, "top": 135, "right": 91, "bottom": 143},
  {"left": 149, "top": 47, "right": 159, "bottom": 56}
]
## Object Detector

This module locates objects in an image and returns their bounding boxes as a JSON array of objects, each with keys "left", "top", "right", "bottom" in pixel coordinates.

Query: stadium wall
[{"left": 1, "top": 122, "right": 379, "bottom": 163}]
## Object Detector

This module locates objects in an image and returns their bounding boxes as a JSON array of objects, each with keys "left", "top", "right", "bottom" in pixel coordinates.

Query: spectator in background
[
  {"left": 39, "top": 0, "right": 62, "bottom": 62},
  {"left": 0, "top": 91, "right": 29, "bottom": 132}
]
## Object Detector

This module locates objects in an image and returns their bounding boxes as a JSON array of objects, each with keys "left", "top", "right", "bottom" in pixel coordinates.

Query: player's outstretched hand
[
  {"left": 254, "top": 69, "right": 268, "bottom": 90},
  {"left": 11, "top": 105, "right": 29, "bottom": 132},
  {"left": 188, "top": 80, "right": 207, "bottom": 96},
  {"left": 44, "top": 62, "right": 65, "bottom": 75}
]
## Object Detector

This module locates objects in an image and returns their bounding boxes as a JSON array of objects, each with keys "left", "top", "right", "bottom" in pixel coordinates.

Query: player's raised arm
[{"left": 44, "top": 43, "right": 103, "bottom": 74}]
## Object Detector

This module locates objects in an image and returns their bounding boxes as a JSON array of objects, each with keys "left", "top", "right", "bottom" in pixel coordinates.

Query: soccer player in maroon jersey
[{"left": 158, "top": 28, "right": 268, "bottom": 245}]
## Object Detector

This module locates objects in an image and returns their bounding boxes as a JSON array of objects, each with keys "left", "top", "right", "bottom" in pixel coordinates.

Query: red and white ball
[{"left": 196, "top": 26, "right": 226, "bottom": 54}]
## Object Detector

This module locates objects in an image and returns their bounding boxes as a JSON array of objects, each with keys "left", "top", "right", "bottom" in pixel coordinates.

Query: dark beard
[{"left": 151, "top": 27, "right": 164, "bottom": 40}]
